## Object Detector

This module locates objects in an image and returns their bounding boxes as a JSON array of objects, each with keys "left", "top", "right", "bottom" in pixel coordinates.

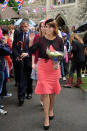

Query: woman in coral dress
[{"left": 29, "top": 19, "right": 64, "bottom": 130}]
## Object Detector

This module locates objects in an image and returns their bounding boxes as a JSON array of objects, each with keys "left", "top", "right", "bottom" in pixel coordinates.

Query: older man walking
[{"left": 12, "top": 19, "right": 33, "bottom": 106}]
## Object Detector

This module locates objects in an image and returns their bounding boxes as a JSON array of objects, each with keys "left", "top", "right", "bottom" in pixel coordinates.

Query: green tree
[{"left": 8, "top": 0, "right": 18, "bottom": 12}]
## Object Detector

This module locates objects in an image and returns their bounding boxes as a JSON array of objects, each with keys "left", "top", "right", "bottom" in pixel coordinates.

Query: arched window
[
  {"left": 54, "top": 0, "right": 57, "bottom": 5},
  {"left": 56, "top": 15, "right": 66, "bottom": 27},
  {"left": 53, "top": 0, "right": 75, "bottom": 5}
]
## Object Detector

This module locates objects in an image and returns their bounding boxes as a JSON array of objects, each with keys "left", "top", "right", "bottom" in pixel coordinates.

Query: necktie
[{"left": 23, "top": 33, "right": 26, "bottom": 51}]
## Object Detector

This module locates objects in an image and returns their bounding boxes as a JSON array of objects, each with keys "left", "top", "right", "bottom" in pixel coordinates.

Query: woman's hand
[
  {"left": 32, "top": 63, "right": 35, "bottom": 70},
  {"left": 84, "top": 47, "right": 87, "bottom": 56},
  {"left": 17, "top": 57, "right": 22, "bottom": 61},
  {"left": 29, "top": 32, "right": 35, "bottom": 47},
  {"left": 20, "top": 53, "right": 28, "bottom": 59}
]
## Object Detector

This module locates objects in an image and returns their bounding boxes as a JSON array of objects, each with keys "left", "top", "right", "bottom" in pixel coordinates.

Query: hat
[
  {"left": 62, "top": 32, "right": 67, "bottom": 37},
  {"left": 45, "top": 18, "right": 54, "bottom": 25}
]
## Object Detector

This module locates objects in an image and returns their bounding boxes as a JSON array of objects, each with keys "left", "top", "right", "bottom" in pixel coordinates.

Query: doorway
[{"left": 56, "top": 15, "right": 66, "bottom": 27}]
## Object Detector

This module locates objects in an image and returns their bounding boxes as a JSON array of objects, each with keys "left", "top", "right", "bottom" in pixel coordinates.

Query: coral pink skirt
[{"left": 35, "top": 59, "right": 61, "bottom": 95}]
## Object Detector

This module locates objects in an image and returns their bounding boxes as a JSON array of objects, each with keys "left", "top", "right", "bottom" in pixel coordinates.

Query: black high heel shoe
[
  {"left": 43, "top": 125, "right": 50, "bottom": 130},
  {"left": 49, "top": 116, "right": 54, "bottom": 120}
]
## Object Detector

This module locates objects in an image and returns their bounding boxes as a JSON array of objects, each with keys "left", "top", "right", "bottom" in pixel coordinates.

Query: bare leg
[
  {"left": 40, "top": 95, "right": 43, "bottom": 106},
  {"left": 42, "top": 94, "right": 50, "bottom": 126},
  {"left": 33, "top": 80, "right": 37, "bottom": 87},
  {"left": 49, "top": 93, "right": 56, "bottom": 116}
]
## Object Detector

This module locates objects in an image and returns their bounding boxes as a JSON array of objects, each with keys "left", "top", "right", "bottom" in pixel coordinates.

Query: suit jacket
[{"left": 12, "top": 28, "right": 32, "bottom": 67}]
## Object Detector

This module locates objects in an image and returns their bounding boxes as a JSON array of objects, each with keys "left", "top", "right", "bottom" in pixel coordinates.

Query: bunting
[
  {"left": 1, "top": 0, "right": 60, "bottom": 11},
  {"left": 42, "top": 7, "right": 46, "bottom": 12},
  {"left": 2, "top": 0, "right": 9, "bottom": 11},
  {"left": 28, "top": 0, "right": 36, "bottom": 4},
  {"left": 15, "top": 0, "right": 24, "bottom": 10}
]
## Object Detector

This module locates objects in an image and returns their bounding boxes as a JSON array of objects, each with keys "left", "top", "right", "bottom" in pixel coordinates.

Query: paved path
[{"left": 0, "top": 79, "right": 87, "bottom": 131}]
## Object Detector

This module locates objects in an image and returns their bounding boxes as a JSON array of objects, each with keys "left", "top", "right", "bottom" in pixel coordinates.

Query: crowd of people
[{"left": 0, "top": 18, "right": 87, "bottom": 130}]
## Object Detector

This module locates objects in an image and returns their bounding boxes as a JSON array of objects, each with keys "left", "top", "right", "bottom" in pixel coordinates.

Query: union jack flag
[
  {"left": 2, "top": 0, "right": 9, "bottom": 11},
  {"left": 15, "top": 0, "right": 24, "bottom": 10}
]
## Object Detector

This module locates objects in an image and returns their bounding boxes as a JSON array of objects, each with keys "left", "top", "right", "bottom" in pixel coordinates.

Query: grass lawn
[
  {"left": 80, "top": 77, "right": 87, "bottom": 93},
  {"left": 73, "top": 73, "right": 87, "bottom": 93}
]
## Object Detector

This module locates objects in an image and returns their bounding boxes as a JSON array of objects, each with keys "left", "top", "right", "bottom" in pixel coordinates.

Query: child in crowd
[
  {"left": 0, "top": 29, "right": 11, "bottom": 114},
  {"left": 8, "top": 25, "right": 14, "bottom": 44},
  {"left": 60, "top": 32, "right": 70, "bottom": 80},
  {"left": 2, "top": 28, "right": 12, "bottom": 97}
]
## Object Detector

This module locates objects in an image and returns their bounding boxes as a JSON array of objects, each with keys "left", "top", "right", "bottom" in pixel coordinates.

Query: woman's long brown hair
[{"left": 70, "top": 32, "right": 84, "bottom": 45}]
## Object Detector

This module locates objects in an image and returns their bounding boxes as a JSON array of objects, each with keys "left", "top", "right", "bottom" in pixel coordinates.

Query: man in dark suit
[{"left": 12, "top": 19, "right": 33, "bottom": 106}]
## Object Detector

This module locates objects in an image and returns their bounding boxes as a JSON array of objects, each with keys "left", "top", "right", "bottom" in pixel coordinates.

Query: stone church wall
[
  {"left": 47, "top": 0, "right": 87, "bottom": 28},
  {"left": 20, "top": 0, "right": 87, "bottom": 27},
  {"left": 20, "top": 0, "right": 46, "bottom": 24}
]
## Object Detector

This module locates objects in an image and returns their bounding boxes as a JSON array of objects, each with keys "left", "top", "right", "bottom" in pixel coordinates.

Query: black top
[
  {"left": 83, "top": 32, "right": 87, "bottom": 45},
  {"left": 29, "top": 36, "right": 64, "bottom": 60},
  {"left": 71, "top": 40, "right": 85, "bottom": 62}
]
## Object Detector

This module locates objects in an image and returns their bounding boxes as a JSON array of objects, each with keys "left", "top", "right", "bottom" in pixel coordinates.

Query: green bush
[
  {"left": 0, "top": 19, "right": 14, "bottom": 25},
  {"left": 0, "top": 0, "right": 18, "bottom": 25}
]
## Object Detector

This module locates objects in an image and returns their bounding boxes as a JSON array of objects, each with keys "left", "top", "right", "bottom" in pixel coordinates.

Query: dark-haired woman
[{"left": 28, "top": 19, "right": 64, "bottom": 130}]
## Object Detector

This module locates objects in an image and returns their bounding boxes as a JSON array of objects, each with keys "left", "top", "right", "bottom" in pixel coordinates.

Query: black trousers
[
  {"left": 13, "top": 60, "right": 19, "bottom": 85},
  {"left": 69, "top": 60, "right": 82, "bottom": 78},
  {"left": 17, "top": 58, "right": 32, "bottom": 101},
  {"left": 81, "top": 57, "right": 87, "bottom": 73}
]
